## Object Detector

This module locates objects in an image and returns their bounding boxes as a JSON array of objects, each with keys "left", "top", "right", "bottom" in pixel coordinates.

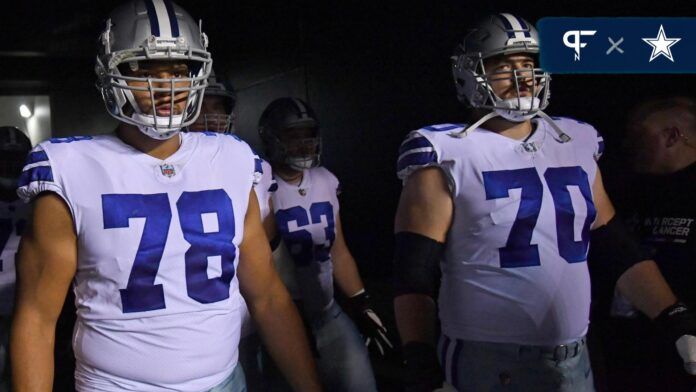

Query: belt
[{"left": 536, "top": 337, "right": 586, "bottom": 361}]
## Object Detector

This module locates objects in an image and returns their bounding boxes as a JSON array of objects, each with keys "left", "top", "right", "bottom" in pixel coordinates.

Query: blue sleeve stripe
[
  {"left": 397, "top": 151, "right": 437, "bottom": 173},
  {"left": 26, "top": 150, "right": 49, "bottom": 165},
  {"left": 18, "top": 166, "right": 54, "bottom": 188},
  {"left": 598, "top": 141, "right": 605, "bottom": 155},
  {"left": 423, "top": 124, "right": 462, "bottom": 132},
  {"left": 399, "top": 135, "right": 433, "bottom": 156},
  {"left": 254, "top": 158, "right": 263, "bottom": 174}
]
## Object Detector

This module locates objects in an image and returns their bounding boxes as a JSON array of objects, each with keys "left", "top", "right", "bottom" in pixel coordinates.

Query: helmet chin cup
[
  {"left": 131, "top": 112, "right": 183, "bottom": 140},
  {"left": 287, "top": 157, "right": 317, "bottom": 171},
  {"left": 494, "top": 97, "right": 541, "bottom": 122}
]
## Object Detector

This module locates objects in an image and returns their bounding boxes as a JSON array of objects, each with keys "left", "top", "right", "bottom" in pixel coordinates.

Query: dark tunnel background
[
  {"left": 1, "top": 0, "right": 694, "bottom": 280},
  {"left": 1, "top": 1, "right": 695, "bottom": 389}
]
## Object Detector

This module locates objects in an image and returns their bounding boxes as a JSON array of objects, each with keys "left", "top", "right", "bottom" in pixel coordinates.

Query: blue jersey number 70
[
  {"left": 102, "top": 189, "right": 237, "bottom": 313},
  {"left": 482, "top": 166, "right": 596, "bottom": 268}
]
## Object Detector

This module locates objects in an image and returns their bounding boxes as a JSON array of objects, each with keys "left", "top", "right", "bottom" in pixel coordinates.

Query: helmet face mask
[
  {"left": 199, "top": 112, "right": 235, "bottom": 133},
  {"left": 95, "top": 0, "right": 213, "bottom": 140},
  {"left": 258, "top": 98, "right": 321, "bottom": 171},
  {"left": 278, "top": 130, "right": 321, "bottom": 170},
  {"left": 188, "top": 71, "right": 236, "bottom": 133},
  {"left": 451, "top": 13, "right": 551, "bottom": 122}
]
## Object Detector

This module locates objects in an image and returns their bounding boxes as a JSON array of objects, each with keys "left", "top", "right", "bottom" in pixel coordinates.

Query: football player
[
  {"left": 259, "top": 97, "right": 392, "bottom": 391},
  {"left": 393, "top": 13, "right": 696, "bottom": 391},
  {"left": 0, "top": 126, "right": 31, "bottom": 392},
  {"left": 188, "top": 70, "right": 237, "bottom": 134},
  {"left": 10, "top": 1, "right": 320, "bottom": 391}
]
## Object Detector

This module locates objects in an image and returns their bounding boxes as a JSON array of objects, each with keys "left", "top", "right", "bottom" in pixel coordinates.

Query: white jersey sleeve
[
  {"left": 397, "top": 124, "right": 467, "bottom": 193},
  {"left": 18, "top": 142, "right": 74, "bottom": 207}
]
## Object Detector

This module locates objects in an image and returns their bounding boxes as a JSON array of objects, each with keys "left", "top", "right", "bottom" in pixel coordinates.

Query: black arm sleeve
[{"left": 393, "top": 231, "right": 444, "bottom": 298}]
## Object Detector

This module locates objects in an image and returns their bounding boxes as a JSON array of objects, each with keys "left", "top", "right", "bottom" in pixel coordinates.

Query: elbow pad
[
  {"left": 590, "top": 215, "right": 655, "bottom": 281},
  {"left": 393, "top": 232, "right": 444, "bottom": 298}
]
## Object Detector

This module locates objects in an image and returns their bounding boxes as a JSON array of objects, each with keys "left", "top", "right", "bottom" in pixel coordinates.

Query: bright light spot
[{"left": 19, "top": 104, "right": 32, "bottom": 118}]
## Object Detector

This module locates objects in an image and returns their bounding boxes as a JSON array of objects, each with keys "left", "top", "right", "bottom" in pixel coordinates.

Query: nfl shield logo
[
  {"left": 298, "top": 188, "right": 307, "bottom": 196},
  {"left": 160, "top": 164, "right": 176, "bottom": 178}
]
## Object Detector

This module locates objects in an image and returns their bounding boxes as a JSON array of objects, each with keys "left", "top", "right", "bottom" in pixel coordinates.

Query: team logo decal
[{"left": 160, "top": 163, "right": 176, "bottom": 178}]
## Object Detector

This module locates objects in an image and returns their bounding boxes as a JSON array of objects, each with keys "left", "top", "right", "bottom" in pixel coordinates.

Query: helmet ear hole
[{"left": 463, "top": 57, "right": 475, "bottom": 69}]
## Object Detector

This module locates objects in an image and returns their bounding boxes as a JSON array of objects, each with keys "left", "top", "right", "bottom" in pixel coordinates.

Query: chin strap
[
  {"left": 536, "top": 110, "right": 572, "bottom": 143},
  {"left": 448, "top": 111, "right": 498, "bottom": 138},
  {"left": 449, "top": 109, "right": 572, "bottom": 144}
]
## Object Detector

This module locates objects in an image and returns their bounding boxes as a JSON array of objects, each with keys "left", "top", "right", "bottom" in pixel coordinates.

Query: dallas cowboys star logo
[{"left": 642, "top": 25, "right": 681, "bottom": 62}]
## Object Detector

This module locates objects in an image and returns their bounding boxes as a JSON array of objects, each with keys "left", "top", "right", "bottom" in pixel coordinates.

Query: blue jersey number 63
[{"left": 275, "top": 202, "right": 336, "bottom": 267}]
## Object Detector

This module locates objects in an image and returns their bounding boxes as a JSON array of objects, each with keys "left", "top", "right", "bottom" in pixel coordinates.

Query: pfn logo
[{"left": 563, "top": 30, "right": 597, "bottom": 61}]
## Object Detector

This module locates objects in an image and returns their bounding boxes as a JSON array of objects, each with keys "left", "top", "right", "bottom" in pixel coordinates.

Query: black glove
[
  {"left": 346, "top": 290, "right": 394, "bottom": 357},
  {"left": 402, "top": 342, "right": 444, "bottom": 392},
  {"left": 654, "top": 302, "right": 696, "bottom": 375}
]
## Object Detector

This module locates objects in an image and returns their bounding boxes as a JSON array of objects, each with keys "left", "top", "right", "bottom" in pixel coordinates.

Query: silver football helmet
[
  {"left": 258, "top": 97, "right": 321, "bottom": 171},
  {"left": 95, "top": 0, "right": 213, "bottom": 140},
  {"left": 192, "top": 70, "right": 236, "bottom": 133},
  {"left": 451, "top": 13, "right": 569, "bottom": 142}
]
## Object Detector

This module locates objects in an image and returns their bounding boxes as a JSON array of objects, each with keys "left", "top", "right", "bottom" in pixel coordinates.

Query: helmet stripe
[
  {"left": 496, "top": 14, "right": 515, "bottom": 38},
  {"left": 163, "top": 0, "right": 180, "bottom": 38},
  {"left": 144, "top": 0, "right": 161, "bottom": 37},
  {"left": 151, "top": 0, "right": 173, "bottom": 38},
  {"left": 499, "top": 13, "right": 527, "bottom": 40},
  {"left": 291, "top": 98, "right": 311, "bottom": 120},
  {"left": 514, "top": 16, "right": 532, "bottom": 38}
]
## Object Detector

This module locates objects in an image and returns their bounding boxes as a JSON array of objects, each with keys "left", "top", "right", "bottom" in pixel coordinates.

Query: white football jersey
[
  {"left": 397, "top": 118, "right": 603, "bottom": 346},
  {"left": 272, "top": 167, "right": 340, "bottom": 316},
  {"left": 0, "top": 199, "right": 30, "bottom": 316},
  {"left": 18, "top": 132, "right": 257, "bottom": 391}
]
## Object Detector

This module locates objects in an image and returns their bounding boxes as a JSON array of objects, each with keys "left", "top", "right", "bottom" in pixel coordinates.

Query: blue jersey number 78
[{"left": 102, "top": 189, "right": 237, "bottom": 313}]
